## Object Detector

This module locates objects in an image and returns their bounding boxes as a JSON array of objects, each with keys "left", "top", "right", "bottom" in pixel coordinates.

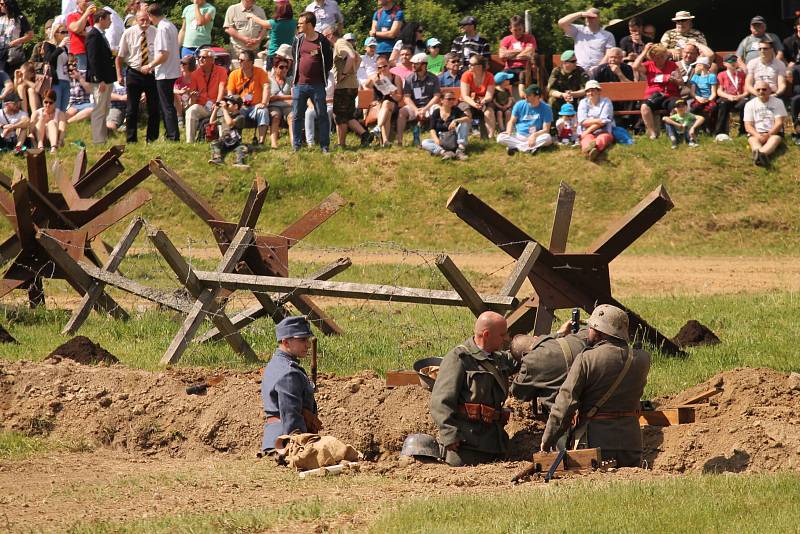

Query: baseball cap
[
  {"left": 343, "top": 32, "right": 355, "bottom": 42},
  {"left": 724, "top": 53, "right": 738, "bottom": 63},
  {"left": 494, "top": 71, "right": 514, "bottom": 84},
  {"left": 411, "top": 52, "right": 428, "bottom": 64},
  {"left": 750, "top": 15, "right": 766, "bottom": 25},
  {"left": 559, "top": 103, "right": 576, "bottom": 116},
  {"left": 560, "top": 50, "right": 576, "bottom": 62},
  {"left": 675, "top": 99, "right": 687, "bottom": 106},
  {"left": 3, "top": 93, "right": 20, "bottom": 103},
  {"left": 364, "top": 36, "right": 377, "bottom": 47},
  {"left": 524, "top": 84, "right": 541, "bottom": 96},
  {"left": 426, "top": 37, "right": 441, "bottom": 47},
  {"left": 459, "top": 16, "right": 477, "bottom": 27},
  {"left": 696, "top": 56, "right": 710, "bottom": 66}
]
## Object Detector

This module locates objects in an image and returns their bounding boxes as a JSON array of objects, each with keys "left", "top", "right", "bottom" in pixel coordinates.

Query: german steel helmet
[
  {"left": 587, "top": 304, "right": 629, "bottom": 341},
  {"left": 400, "top": 433, "right": 443, "bottom": 459}
]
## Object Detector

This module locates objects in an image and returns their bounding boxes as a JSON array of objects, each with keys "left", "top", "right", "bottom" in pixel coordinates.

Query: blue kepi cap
[{"left": 276, "top": 316, "right": 313, "bottom": 341}]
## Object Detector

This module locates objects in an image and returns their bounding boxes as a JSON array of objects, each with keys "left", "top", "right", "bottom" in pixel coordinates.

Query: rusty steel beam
[
  {"left": 588, "top": 185, "right": 674, "bottom": 261},
  {"left": 72, "top": 165, "right": 152, "bottom": 225},
  {"left": 25, "top": 149, "right": 48, "bottom": 194},
  {"left": 79, "top": 189, "right": 151, "bottom": 240},
  {"left": 72, "top": 148, "right": 87, "bottom": 185},
  {"left": 75, "top": 146, "right": 126, "bottom": 196},
  {"left": 549, "top": 181, "right": 575, "bottom": 253},
  {"left": 237, "top": 178, "right": 268, "bottom": 230},
  {"left": 280, "top": 192, "right": 346, "bottom": 244},
  {"left": 149, "top": 159, "right": 225, "bottom": 225}
]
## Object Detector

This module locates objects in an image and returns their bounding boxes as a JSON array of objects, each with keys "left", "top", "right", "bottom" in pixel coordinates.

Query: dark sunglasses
[
  {"left": 58, "top": 30, "right": 69, "bottom": 34},
  {"left": 564, "top": 59, "right": 578, "bottom": 63},
  {"left": 276, "top": 65, "right": 288, "bottom": 69},
  {"left": 758, "top": 47, "right": 772, "bottom": 51},
  {"left": 44, "top": 100, "right": 55, "bottom": 104}
]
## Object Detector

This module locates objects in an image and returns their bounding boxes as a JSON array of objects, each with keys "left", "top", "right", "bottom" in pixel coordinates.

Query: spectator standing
[
  {"left": 223, "top": 0, "right": 266, "bottom": 57},
  {"left": 659, "top": 11, "right": 707, "bottom": 60},
  {"left": 291, "top": 11, "right": 333, "bottom": 153},
  {"left": 305, "top": 0, "right": 342, "bottom": 34},
  {"left": 179, "top": 0, "right": 216, "bottom": 58},
  {"left": 227, "top": 49, "right": 269, "bottom": 145},
  {"left": 43, "top": 24, "right": 71, "bottom": 111},
  {"left": 358, "top": 36, "right": 378, "bottom": 85},
  {"left": 328, "top": 26, "right": 372, "bottom": 148},
  {"left": 0, "top": 93, "right": 28, "bottom": 151},
  {"left": 30, "top": 89, "right": 67, "bottom": 152},
  {"left": 267, "top": 57, "right": 293, "bottom": 148},
  {"left": 246, "top": 0, "right": 297, "bottom": 71},
  {"left": 619, "top": 16, "right": 651, "bottom": 63},
  {"left": 85, "top": 9, "right": 116, "bottom": 144},
  {"left": 145, "top": 4, "right": 181, "bottom": 141},
  {"left": 689, "top": 56, "right": 717, "bottom": 129},
  {"left": 745, "top": 39, "right": 786, "bottom": 97},
  {"left": 421, "top": 90, "right": 469, "bottom": 160},
  {"left": 370, "top": 0, "right": 403, "bottom": 59},
  {"left": 663, "top": 98, "right": 703, "bottom": 148},
  {"left": 577, "top": 79, "right": 614, "bottom": 161},
  {"left": 499, "top": 15, "right": 537, "bottom": 92},
  {"left": 744, "top": 81, "right": 786, "bottom": 166},
  {"left": 451, "top": 16, "right": 490, "bottom": 65},
  {"left": 66, "top": 0, "right": 96, "bottom": 72},
  {"left": 590, "top": 47, "right": 633, "bottom": 82},
  {"left": 497, "top": 84, "right": 553, "bottom": 155},
  {"left": 397, "top": 52, "right": 440, "bottom": 146},
  {"left": 547, "top": 50, "right": 588, "bottom": 111},
  {"left": 0, "top": 0, "right": 33, "bottom": 75},
  {"left": 714, "top": 54, "right": 748, "bottom": 137},
  {"left": 438, "top": 53, "right": 462, "bottom": 88},
  {"left": 633, "top": 43, "right": 681, "bottom": 138},
  {"left": 103, "top": 6, "right": 125, "bottom": 54},
  {"left": 363, "top": 54, "right": 403, "bottom": 146},
  {"left": 737, "top": 16, "right": 784, "bottom": 68},
  {"left": 557, "top": 8, "right": 614, "bottom": 70},
  {"left": 460, "top": 54, "right": 496, "bottom": 137},
  {"left": 184, "top": 47, "right": 227, "bottom": 142},
  {"left": 115, "top": 10, "right": 159, "bottom": 143}
]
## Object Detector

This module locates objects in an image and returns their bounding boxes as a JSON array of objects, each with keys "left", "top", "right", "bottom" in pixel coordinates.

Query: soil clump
[
  {"left": 46, "top": 336, "right": 120, "bottom": 365},
  {"left": 672, "top": 320, "right": 721, "bottom": 348}
]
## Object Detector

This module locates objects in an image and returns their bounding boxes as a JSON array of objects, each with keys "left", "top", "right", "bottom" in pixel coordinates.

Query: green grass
[
  {"left": 0, "top": 431, "right": 49, "bottom": 459},
  {"left": 1, "top": 289, "right": 797, "bottom": 398},
  {"left": 369, "top": 472, "right": 800, "bottom": 533},
  {"left": 2, "top": 123, "right": 799, "bottom": 256}
]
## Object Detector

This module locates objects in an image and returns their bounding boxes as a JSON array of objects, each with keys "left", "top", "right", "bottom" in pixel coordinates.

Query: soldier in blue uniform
[{"left": 260, "top": 316, "right": 322, "bottom": 453}]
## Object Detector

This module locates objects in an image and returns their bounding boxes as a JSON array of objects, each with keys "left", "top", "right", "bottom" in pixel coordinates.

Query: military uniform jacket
[
  {"left": 510, "top": 331, "right": 587, "bottom": 412},
  {"left": 260, "top": 349, "right": 318, "bottom": 451},
  {"left": 429, "top": 337, "right": 519, "bottom": 454},
  {"left": 541, "top": 338, "right": 651, "bottom": 453}
]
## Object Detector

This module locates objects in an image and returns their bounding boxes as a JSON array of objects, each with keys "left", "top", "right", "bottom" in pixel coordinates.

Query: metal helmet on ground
[
  {"left": 587, "top": 304, "right": 629, "bottom": 341},
  {"left": 400, "top": 433, "right": 443, "bottom": 459}
]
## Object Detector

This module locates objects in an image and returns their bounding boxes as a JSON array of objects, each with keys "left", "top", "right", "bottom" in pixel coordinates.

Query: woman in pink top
[
  {"left": 633, "top": 42, "right": 681, "bottom": 138},
  {"left": 460, "top": 55, "right": 496, "bottom": 137}
]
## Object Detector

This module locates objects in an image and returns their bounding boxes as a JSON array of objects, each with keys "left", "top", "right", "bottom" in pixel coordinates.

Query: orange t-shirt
[
  {"left": 460, "top": 70, "right": 495, "bottom": 99},
  {"left": 189, "top": 65, "right": 229, "bottom": 106},
  {"left": 227, "top": 67, "right": 269, "bottom": 106}
]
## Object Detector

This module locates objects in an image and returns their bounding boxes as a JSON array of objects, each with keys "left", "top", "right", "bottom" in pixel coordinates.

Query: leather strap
[
  {"left": 585, "top": 346, "right": 633, "bottom": 419},
  {"left": 457, "top": 344, "right": 509, "bottom": 397},
  {"left": 556, "top": 337, "right": 575, "bottom": 369}
]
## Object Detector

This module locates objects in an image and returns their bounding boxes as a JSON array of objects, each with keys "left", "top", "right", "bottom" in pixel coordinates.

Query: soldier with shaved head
[{"left": 429, "top": 311, "right": 521, "bottom": 466}]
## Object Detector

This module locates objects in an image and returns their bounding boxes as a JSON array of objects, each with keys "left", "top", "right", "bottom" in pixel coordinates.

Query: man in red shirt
[
  {"left": 67, "top": 0, "right": 96, "bottom": 72},
  {"left": 184, "top": 48, "right": 229, "bottom": 142},
  {"left": 498, "top": 15, "right": 537, "bottom": 96}
]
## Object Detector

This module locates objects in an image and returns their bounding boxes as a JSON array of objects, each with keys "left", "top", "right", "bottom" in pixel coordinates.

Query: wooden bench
[
  {"left": 599, "top": 81, "right": 648, "bottom": 117},
  {"left": 357, "top": 88, "right": 374, "bottom": 109}
]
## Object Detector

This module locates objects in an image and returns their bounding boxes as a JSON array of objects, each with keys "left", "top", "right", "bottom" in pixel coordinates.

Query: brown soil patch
[
  {"left": 672, "top": 320, "right": 721, "bottom": 348},
  {"left": 46, "top": 336, "right": 120, "bottom": 365}
]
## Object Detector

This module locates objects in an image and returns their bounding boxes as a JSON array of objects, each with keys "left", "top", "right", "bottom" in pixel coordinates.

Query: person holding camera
[{"left": 208, "top": 94, "right": 249, "bottom": 168}]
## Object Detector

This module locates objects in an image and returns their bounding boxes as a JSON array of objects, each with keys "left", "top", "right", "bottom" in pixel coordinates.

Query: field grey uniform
[
  {"left": 541, "top": 337, "right": 651, "bottom": 467},
  {"left": 429, "top": 337, "right": 520, "bottom": 466},
  {"left": 509, "top": 329, "right": 589, "bottom": 414}
]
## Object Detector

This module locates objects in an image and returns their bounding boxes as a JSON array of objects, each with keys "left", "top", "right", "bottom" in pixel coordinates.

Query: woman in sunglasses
[
  {"left": 268, "top": 57, "right": 295, "bottom": 148},
  {"left": 28, "top": 89, "right": 66, "bottom": 153},
  {"left": 65, "top": 61, "right": 94, "bottom": 124},
  {"left": 42, "top": 23, "right": 72, "bottom": 111}
]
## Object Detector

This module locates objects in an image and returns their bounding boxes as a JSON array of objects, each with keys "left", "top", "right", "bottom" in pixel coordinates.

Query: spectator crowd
[{"left": 2, "top": 1, "right": 799, "bottom": 167}]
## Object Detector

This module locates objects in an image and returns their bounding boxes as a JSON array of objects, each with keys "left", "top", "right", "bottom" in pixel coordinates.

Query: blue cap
[
  {"left": 364, "top": 36, "right": 378, "bottom": 47},
  {"left": 559, "top": 103, "right": 576, "bottom": 116},
  {"left": 426, "top": 37, "right": 441, "bottom": 47},
  {"left": 275, "top": 316, "right": 313, "bottom": 340},
  {"left": 494, "top": 71, "right": 514, "bottom": 84}
]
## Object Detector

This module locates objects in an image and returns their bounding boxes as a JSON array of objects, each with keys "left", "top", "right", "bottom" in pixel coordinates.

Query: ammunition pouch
[{"left": 459, "top": 403, "right": 511, "bottom": 425}]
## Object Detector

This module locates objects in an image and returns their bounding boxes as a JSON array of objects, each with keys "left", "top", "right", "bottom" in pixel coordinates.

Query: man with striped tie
[{"left": 116, "top": 10, "right": 160, "bottom": 143}]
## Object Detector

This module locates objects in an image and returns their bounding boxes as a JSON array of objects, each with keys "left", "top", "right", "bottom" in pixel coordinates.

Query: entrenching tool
[{"left": 544, "top": 447, "right": 567, "bottom": 483}]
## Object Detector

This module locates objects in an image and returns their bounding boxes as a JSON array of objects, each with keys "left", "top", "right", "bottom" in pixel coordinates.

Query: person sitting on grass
[
  {"left": 13, "top": 63, "right": 40, "bottom": 114},
  {"left": 363, "top": 55, "right": 403, "bottom": 147},
  {"left": 438, "top": 53, "right": 462, "bottom": 88},
  {"left": 492, "top": 71, "right": 513, "bottom": 132},
  {"left": 426, "top": 38, "right": 444, "bottom": 75},
  {"left": 663, "top": 99, "right": 703, "bottom": 149},
  {"left": 496, "top": 84, "right": 553, "bottom": 156},
  {"left": 29, "top": 90, "right": 67, "bottom": 153},
  {"left": 555, "top": 102, "right": 579, "bottom": 146},
  {"left": 547, "top": 50, "right": 588, "bottom": 114},
  {"left": 208, "top": 94, "right": 250, "bottom": 169},
  {"left": 267, "top": 57, "right": 294, "bottom": 149},
  {"left": 65, "top": 63, "right": 94, "bottom": 125},
  {"left": 744, "top": 80, "right": 786, "bottom": 167},
  {"left": 577, "top": 79, "right": 614, "bottom": 161},
  {"left": 689, "top": 56, "right": 717, "bottom": 131},
  {"left": 420, "top": 90, "right": 469, "bottom": 161},
  {"left": 0, "top": 93, "right": 29, "bottom": 153},
  {"left": 106, "top": 80, "right": 128, "bottom": 134}
]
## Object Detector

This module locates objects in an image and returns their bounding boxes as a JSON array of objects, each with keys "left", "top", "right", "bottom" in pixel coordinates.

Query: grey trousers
[{"left": 90, "top": 83, "right": 112, "bottom": 144}]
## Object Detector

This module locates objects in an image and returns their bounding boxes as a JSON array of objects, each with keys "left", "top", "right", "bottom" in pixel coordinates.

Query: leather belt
[{"left": 584, "top": 409, "right": 641, "bottom": 420}]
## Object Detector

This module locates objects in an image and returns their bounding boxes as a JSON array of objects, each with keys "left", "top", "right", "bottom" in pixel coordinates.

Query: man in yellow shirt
[{"left": 227, "top": 49, "right": 270, "bottom": 144}]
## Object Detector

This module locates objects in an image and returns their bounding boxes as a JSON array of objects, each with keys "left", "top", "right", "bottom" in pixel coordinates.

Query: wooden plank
[
  {"left": 677, "top": 387, "right": 722, "bottom": 406},
  {"left": 148, "top": 229, "right": 205, "bottom": 295},
  {"left": 192, "top": 270, "right": 518, "bottom": 309},
  {"left": 531, "top": 448, "right": 602, "bottom": 472},
  {"left": 280, "top": 192, "right": 346, "bottom": 244},
  {"left": 81, "top": 264, "right": 192, "bottom": 312},
  {"left": 436, "top": 254, "right": 488, "bottom": 317},
  {"left": 149, "top": 159, "right": 225, "bottom": 225},
  {"left": 63, "top": 217, "right": 144, "bottom": 335},
  {"left": 157, "top": 228, "right": 257, "bottom": 365},
  {"left": 287, "top": 295, "right": 342, "bottom": 335},
  {"left": 500, "top": 242, "right": 541, "bottom": 297},
  {"left": 386, "top": 370, "right": 422, "bottom": 388},
  {"left": 237, "top": 177, "right": 268, "bottom": 230},
  {"left": 639, "top": 407, "right": 695, "bottom": 427},
  {"left": 549, "top": 181, "right": 575, "bottom": 253},
  {"left": 36, "top": 231, "right": 129, "bottom": 320}
]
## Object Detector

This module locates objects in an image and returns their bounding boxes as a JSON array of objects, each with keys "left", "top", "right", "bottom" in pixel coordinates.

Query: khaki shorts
[{"left": 333, "top": 88, "right": 358, "bottom": 125}]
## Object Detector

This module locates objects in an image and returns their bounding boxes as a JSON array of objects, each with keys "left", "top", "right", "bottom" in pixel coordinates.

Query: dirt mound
[
  {"left": 672, "top": 320, "right": 721, "bottom": 348},
  {"left": 0, "top": 323, "right": 16, "bottom": 344},
  {"left": 46, "top": 336, "right": 120, "bottom": 365},
  {"left": 643, "top": 368, "right": 800, "bottom": 473}
]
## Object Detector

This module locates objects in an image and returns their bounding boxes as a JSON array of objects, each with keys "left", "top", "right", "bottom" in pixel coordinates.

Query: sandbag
[{"left": 274, "top": 433, "right": 361, "bottom": 471}]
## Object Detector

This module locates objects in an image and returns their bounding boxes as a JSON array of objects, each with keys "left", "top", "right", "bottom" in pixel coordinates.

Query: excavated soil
[
  {"left": 2, "top": 360, "right": 799, "bottom": 475},
  {"left": 672, "top": 320, "right": 721, "bottom": 348},
  {"left": 46, "top": 336, "right": 120, "bottom": 365}
]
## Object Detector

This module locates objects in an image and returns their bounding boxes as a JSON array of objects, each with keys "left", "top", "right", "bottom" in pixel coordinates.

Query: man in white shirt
[
  {"left": 358, "top": 36, "right": 378, "bottom": 86},
  {"left": 116, "top": 10, "right": 159, "bottom": 143},
  {"left": 305, "top": 0, "right": 343, "bottom": 33},
  {"left": 558, "top": 7, "right": 615, "bottom": 70},
  {"left": 0, "top": 94, "right": 29, "bottom": 151},
  {"left": 144, "top": 3, "right": 181, "bottom": 141},
  {"left": 745, "top": 38, "right": 787, "bottom": 97},
  {"left": 744, "top": 80, "right": 786, "bottom": 166}
]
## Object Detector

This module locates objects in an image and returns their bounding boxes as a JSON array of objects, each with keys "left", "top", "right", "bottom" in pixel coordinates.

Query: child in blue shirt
[{"left": 689, "top": 56, "right": 717, "bottom": 130}]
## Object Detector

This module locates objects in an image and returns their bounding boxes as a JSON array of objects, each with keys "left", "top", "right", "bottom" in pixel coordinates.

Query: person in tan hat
[{"left": 660, "top": 11, "right": 707, "bottom": 60}]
